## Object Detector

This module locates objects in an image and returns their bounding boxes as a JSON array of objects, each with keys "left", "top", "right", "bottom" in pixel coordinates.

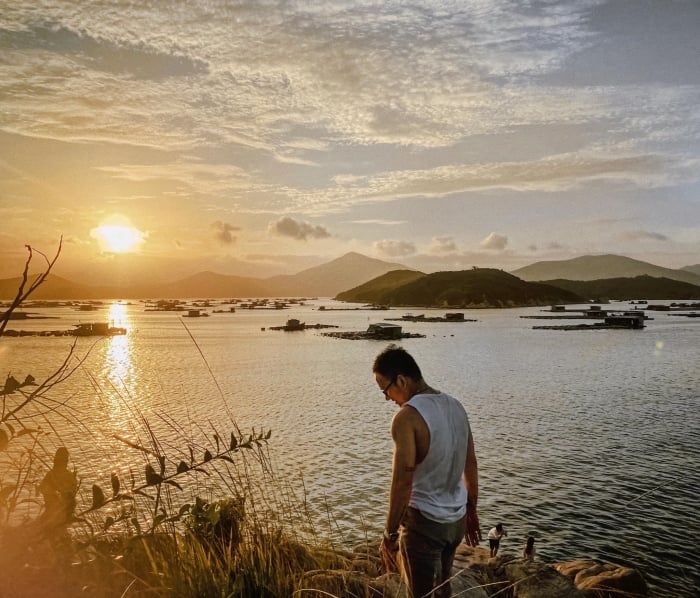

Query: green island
[
  {"left": 541, "top": 275, "right": 700, "bottom": 301},
  {"left": 335, "top": 269, "right": 584, "bottom": 307},
  {"left": 336, "top": 269, "right": 700, "bottom": 307}
]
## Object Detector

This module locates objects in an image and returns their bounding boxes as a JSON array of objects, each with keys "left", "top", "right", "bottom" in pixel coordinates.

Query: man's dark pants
[{"left": 400, "top": 507, "right": 466, "bottom": 598}]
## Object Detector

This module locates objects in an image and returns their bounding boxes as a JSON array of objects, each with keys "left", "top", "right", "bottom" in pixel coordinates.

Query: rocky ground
[{"left": 302, "top": 540, "right": 649, "bottom": 597}]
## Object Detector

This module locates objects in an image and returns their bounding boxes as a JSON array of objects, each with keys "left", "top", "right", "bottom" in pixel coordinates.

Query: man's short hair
[{"left": 373, "top": 344, "right": 422, "bottom": 380}]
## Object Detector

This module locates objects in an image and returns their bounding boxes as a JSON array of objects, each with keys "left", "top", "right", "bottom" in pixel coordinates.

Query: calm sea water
[{"left": 2, "top": 300, "right": 698, "bottom": 597}]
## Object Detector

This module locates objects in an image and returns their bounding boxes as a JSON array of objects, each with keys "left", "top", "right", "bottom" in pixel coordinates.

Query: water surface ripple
[{"left": 2, "top": 301, "right": 698, "bottom": 596}]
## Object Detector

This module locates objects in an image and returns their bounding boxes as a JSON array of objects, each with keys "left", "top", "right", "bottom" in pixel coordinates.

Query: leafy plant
[{"left": 0, "top": 241, "right": 298, "bottom": 597}]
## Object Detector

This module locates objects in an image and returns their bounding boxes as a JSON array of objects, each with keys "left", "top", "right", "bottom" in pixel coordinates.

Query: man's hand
[
  {"left": 380, "top": 537, "right": 399, "bottom": 573},
  {"left": 464, "top": 503, "right": 482, "bottom": 547}
]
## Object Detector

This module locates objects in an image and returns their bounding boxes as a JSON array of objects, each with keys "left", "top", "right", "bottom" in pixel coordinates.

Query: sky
[{"left": 1, "top": 0, "right": 699, "bottom": 285}]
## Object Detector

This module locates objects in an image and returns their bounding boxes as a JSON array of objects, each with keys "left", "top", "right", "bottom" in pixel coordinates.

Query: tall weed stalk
[{"left": 0, "top": 242, "right": 338, "bottom": 597}]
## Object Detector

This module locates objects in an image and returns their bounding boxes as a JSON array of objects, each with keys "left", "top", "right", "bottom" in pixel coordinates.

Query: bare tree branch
[{"left": 0, "top": 237, "right": 63, "bottom": 337}]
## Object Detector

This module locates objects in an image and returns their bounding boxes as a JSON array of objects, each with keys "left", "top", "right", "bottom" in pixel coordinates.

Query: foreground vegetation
[{"left": 0, "top": 242, "right": 353, "bottom": 597}]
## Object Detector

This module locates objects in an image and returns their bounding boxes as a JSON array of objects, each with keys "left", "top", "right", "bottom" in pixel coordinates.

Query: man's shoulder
[
  {"left": 393, "top": 402, "right": 430, "bottom": 433},
  {"left": 395, "top": 403, "right": 424, "bottom": 423}
]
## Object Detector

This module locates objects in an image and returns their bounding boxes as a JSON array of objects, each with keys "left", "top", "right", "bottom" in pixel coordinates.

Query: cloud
[
  {"left": 406, "top": 250, "right": 520, "bottom": 273},
  {"left": 620, "top": 230, "right": 669, "bottom": 242},
  {"left": 212, "top": 221, "right": 239, "bottom": 244},
  {"left": 480, "top": 233, "right": 508, "bottom": 251},
  {"left": 3, "top": 1, "right": 680, "bottom": 156},
  {"left": 276, "top": 152, "right": 680, "bottom": 215},
  {"left": 97, "top": 162, "right": 250, "bottom": 194},
  {"left": 3, "top": 1, "right": 700, "bottom": 275},
  {"left": 0, "top": 23, "right": 209, "bottom": 80},
  {"left": 429, "top": 236, "right": 458, "bottom": 254},
  {"left": 267, "top": 217, "right": 331, "bottom": 241},
  {"left": 374, "top": 239, "right": 416, "bottom": 257},
  {"left": 366, "top": 154, "right": 669, "bottom": 200},
  {"left": 347, "top": 219, "right": 407, "bottom": 226}
]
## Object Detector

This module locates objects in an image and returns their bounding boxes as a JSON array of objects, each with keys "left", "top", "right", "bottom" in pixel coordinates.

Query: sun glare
[{"left": 92, "top": 224, "right": 145, "bottom": 253}]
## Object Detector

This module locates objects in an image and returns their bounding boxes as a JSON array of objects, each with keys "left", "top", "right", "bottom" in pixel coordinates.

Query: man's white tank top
[{"left": 406, "top": 392, "right": 470, "bottom": 524}]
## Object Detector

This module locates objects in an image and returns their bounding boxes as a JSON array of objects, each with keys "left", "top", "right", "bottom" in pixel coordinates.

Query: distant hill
[
  {"left": 512, "top": 255, "right": 700, "bottom": 285},
  {"left": 264, "top": 252, "right": 410, "bottom": 297},
  {"left": 0, "top": 252, "right": 409, "bottom": 300},
  {"left": 153, "top": 271, "right": 271, "bottom": 299},
  {"left": 337, "top": 268, "right": 583, "bottom": 308},
  {"left": 335, "top": 269, "right": 426, "bottom": 303},
  {"left": 682, "top": 264, "right": 700, "bottom": 276},
  {"left": 543, "top": 276, "right": 700, "bottom": 301},
  {"left": 0, "top": 272, "right": 269, "bottom": 300},
  {"left": 0, "top": 274, "right": 124, "bottom": 300}
]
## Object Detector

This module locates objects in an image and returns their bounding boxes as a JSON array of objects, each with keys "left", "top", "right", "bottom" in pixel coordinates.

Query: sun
[{"left": 91, "top": 219, "right": 145, "bottom": 253}]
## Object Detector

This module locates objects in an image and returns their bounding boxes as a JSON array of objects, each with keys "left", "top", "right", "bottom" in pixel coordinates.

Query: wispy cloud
[
  {"left": 374, "top": 239, "right": 416, "bottom": 257},
  {"left": 347, "top": 219, "right": 407, "bottom": 226},
  {"left": 4, "top": 0, "right": 695, "bottom": 155},
  {"left": 620, "top": 230, "right": 669, "bottom": 242},
  {"left": 0, "top": 23, "right": 208, "bottom": 80},
  {"left": 277, "top": 152, "right": 676, "bottom": 215}
]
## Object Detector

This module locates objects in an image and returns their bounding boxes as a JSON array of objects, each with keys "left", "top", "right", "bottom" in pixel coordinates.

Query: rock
[
  {"left": 453, "top": 544, "right": 493, "bottom": 572},
  {"left": 504, "top": 560, "right": 586, "bottom": 598},
  {"left": 453, "top": 545, "right": 586, "bottom": 598},
  {"left": 303, "top": 542, "right": 486, "bottom": 598},
  {"left": 555, "top": 560, "right": 649, "bottom": 597},
  {"left": 555, "top": 560, "right": 600, "bottom": 579},
  {"left": 310, "top": 540, "right": 649, "bottom": 598},
  {"left": 449, "top": 566, "right": 489, "bottom": 598}
]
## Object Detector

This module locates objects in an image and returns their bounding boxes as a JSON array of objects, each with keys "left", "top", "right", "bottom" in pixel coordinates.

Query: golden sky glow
[
  {"left": 0, "top": 1, "right": 699, "bottom": 284},
  {"left": 91, "top": 225, "right": 145, "bottom": 254}
]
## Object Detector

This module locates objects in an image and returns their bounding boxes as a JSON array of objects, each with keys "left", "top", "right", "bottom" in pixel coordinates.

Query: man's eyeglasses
[{"left": 381, "top": 378, "right": 396, "bottom": 396}]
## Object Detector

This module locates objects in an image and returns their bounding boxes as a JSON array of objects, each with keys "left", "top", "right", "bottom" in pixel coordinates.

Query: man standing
[{"left": 374, "top": 345, "right": 481, "bottom": 598}]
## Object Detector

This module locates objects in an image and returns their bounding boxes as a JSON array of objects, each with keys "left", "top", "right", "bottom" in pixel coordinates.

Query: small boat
[
  {"left": 75, "top": 303, "right": 100, "bottom": 311},
  {"left": 71, "top": 322, "right": 127, "bottom": 336},
  {"left": 182, "top": 309, "right": 209, "bottom": 317}
]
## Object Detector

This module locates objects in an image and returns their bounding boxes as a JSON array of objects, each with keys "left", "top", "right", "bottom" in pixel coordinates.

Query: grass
[
  {"left": 0, "top": 246, "right": 358, "bottom": 597},
  {"left": 0, "top": 386, "right": 353, "bottom": 598}
]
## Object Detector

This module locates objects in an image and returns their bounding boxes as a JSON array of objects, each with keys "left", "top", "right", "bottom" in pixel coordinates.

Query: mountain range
[
  {"left": 0, "top": 252, "right": 698, "bottom": 300},
  {"left": 0, "top": 252, "right": 408, "bottom": 300},
  {"left": 512, "top": 254, "right": 700, "bottom": 285},
  {"left": 544, "top": 276, "right": 700, "bottom": 301}
]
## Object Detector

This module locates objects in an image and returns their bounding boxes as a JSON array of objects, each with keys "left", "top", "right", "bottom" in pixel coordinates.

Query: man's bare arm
[
  {"left": 463, "top": 431, "right": 482, "bottom": 546},
  {"left": 385, "top": 408, "right": 416, "bottom": 534}
]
